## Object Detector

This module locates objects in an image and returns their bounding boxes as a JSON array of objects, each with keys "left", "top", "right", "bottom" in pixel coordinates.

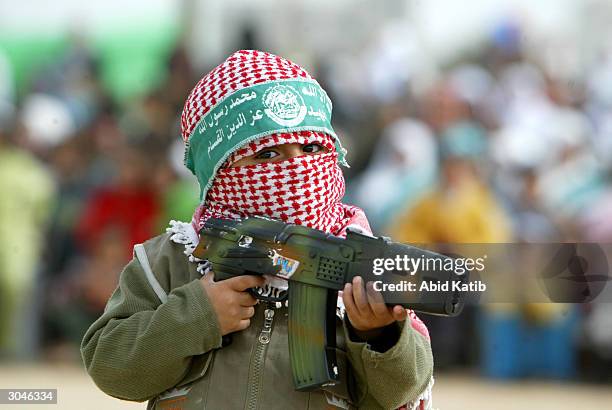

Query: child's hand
[
  {"left": 342, "top": 276, "right": 407, "bottom": 334},
  {"left": 199, "top": 271, "right": 265, "bottom": 336}
]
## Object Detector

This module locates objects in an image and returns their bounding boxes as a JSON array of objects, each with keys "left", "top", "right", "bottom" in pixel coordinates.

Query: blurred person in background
[
  {"left": 483, "top": 166, "right": 578, "bottom": 380},
  {"left": 417, "top": 82, "right": 473, "bottom": 137},
  {"left": 348, "top": 118, "right": 437, "bottom": 232},
  {"left": 534, "top": 115, "right": 607, "bottom": 223},
  {"left": 43, "top": 134, "right": 93, "bottom": 283},
  {"left": 388, "top": 122, "right": 510, "bottom": 244},
  {"left": 387, "top": 122, "right": 511, "bottom": 369},
  {"left": 0, "top": 121, "right": 56, "bottom": 359},
  {"left": 44, "top": 225, "right": 129, "bottom": 359},
  {"left": 510, "top": 168, "right": 559, "bottom": 242},
  {"left": 75, "top": 142, "right": 161, "bottom": 260}
]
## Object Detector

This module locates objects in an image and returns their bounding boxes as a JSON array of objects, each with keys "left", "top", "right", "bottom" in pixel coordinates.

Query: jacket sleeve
[
  {"left": 80, "top": 238, "right": 222, "bottom": 402},
  {"left": 344, "top": 317, "right": 434, "bottom": 410}
]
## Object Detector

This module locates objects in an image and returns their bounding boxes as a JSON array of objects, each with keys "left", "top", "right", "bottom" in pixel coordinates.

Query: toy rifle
[{"left": 193, "top": 216, "right": 468, "bottom": 391}]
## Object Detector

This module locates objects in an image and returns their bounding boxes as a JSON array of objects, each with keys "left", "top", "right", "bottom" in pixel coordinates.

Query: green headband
[{"left": 184, "top": 79, "right": 348, "bottom": 200}]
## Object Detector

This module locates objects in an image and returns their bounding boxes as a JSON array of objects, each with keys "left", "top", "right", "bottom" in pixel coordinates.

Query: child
[{"left": 81, "top": 50, "right": 434, "bottom": 410}]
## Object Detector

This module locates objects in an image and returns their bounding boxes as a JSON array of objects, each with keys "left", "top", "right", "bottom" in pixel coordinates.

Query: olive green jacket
[{"left": 81, "top": 231, "right": 433, "bottom": 409}]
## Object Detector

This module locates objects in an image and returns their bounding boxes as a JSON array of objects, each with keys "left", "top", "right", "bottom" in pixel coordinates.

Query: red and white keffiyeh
[{"left": 191, "top": 131, "right": 370, "bottom": 237}]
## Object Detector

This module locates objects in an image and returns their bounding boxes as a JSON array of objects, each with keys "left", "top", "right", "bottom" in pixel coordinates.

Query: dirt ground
[{"left": 0, "top": 364, "right": 610, "bottom": 409}]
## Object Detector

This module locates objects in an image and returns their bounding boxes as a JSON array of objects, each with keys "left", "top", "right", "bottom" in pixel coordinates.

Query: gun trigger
[
  {"left": 247, "top": 288, "right": 262, "bottom": 300},
  {"left": 248, "top": 287, "right": 287, "bottom": 303}
]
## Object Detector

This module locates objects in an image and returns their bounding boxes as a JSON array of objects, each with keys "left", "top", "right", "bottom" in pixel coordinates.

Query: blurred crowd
[{"left": 1, "top": 18, "right": 611, "bottom": 384}]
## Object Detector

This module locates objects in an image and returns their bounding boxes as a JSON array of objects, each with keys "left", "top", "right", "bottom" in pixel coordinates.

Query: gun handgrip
[{"left": 288, "top": 283, "right": 339, "bottom": 391}]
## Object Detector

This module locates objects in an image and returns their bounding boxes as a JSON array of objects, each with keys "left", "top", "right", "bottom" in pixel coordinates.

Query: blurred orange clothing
[{"left": 388, "top": 179, "right": 512, "bottom": 244}]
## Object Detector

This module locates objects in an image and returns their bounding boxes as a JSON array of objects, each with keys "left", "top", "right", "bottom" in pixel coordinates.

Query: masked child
[{"left": 81, "top": 50, "right": 434, "bottom": 410}]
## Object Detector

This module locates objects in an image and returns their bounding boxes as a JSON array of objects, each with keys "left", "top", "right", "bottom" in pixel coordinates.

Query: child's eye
[
  {"left": 302, "top": 143, "right": 323, "bottom": 153},
  {"left": 254, "top": 149, "right": 279, "bottom": 160}
]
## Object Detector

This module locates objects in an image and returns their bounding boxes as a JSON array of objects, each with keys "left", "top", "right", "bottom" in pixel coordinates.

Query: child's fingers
[
  {"left": 342, "top": 283, "right": 359, "bottom": 319},
  {"left": 352, "top": 276, "right": 373, "bottom": 317},
  {"left": 226, "top": 274, "right": 266, "bottom": 291},
  {"left": 203, "top": 270, "right": 215, "bottom": 282},
  {"left": 237, "top": 291, "right": 259, "bottom": 306},
  {"left": 366, "top": 281, "right": 389, "bottom": 317},
  {"left": 240, "top": 306, "right": 256, "bottom": 318},
  {"left": 236, "top": 319, "right": 251, "bottom": 331},
  {"left": 392, "top": 306, "right": 407, "bottom": 321}
]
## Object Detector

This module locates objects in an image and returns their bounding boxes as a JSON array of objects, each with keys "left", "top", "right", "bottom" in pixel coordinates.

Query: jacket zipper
[{"left": 245, "top": 304, "right": 275, "bottom": 410}]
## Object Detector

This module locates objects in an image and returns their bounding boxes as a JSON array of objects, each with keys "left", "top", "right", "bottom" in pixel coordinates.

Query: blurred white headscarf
[{"left": 349, "top": 118, "right": 437, "bottom": 230}]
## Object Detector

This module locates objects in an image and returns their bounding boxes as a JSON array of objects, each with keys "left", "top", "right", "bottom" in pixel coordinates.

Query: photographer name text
[{"left": 373, "top": 280, "right": 486, "bottom": 292}]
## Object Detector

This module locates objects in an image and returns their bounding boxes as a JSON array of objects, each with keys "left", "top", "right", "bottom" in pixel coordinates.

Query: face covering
[{"left": 191, "top": 131, "right": 371, "bottom": 237}]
